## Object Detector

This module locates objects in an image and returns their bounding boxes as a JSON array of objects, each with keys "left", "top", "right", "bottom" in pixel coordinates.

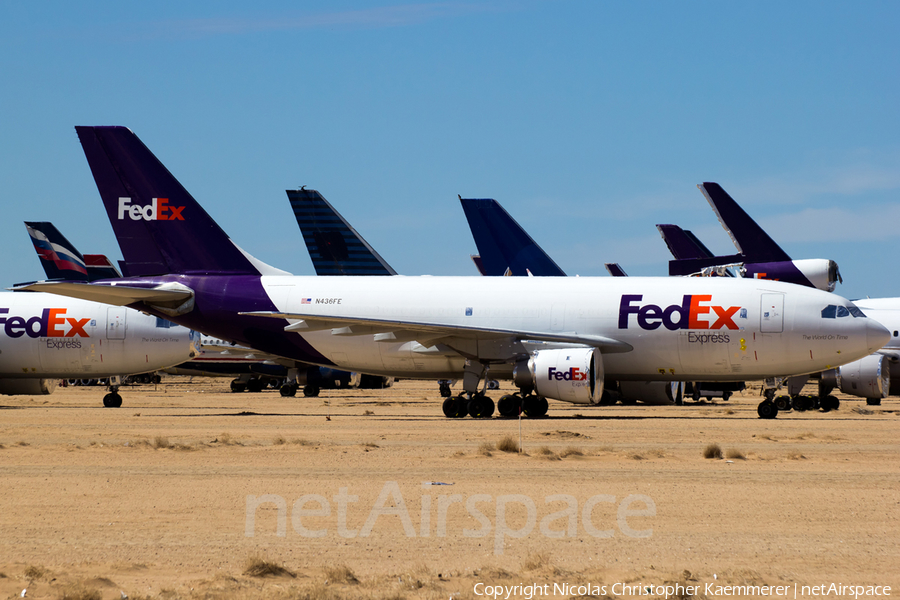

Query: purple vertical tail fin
[
  {"left": 75, "top": 126, "right": 285, "bottom": 277},
  {"left": 698, "top": 182, "right": 791, "bottom": 263}
]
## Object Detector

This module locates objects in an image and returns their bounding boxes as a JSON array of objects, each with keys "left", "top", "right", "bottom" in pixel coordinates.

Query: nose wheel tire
[
  {"left": 103, "top": 392, "right": 123, "bottom": 408},
  {"left": 757, "top": 400, "right": 778, "bottom": 419}
]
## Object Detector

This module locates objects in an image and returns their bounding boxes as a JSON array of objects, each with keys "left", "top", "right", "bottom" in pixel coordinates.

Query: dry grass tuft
[
  {"left": 359, "top": 442, "right": 379, "bottom": 449},
  {"left": 15, "top": 440, "right": 29, "bottom": 447},
  {"left": 243, "top": 556, "right": 296, "bottom": 578},
  {"left": 787, "top": 452, "right": 807, "bottom": 460},
  {"left": 290, "top": 438, "right": 314, "bottom": 446},
  {"left": 452, "top": 450, "right": 466, "bottom": 458},
  {"left": 153, "top": 436, "right": 170, "bottom": 449},
  {"left": 57, "top": 584, "right": 102, "bottom": 600},
  {"left": 646, "top": 448, "right": 667, "bottom": 458},
  {"left": 559, "top": 447, "right": 584, "bottom": 458},
  {"left": 629, "top": 452, "right": 646, "bottom": 460},
  {"left": 24, "top": 565, "right": 48, "bottom": 580},
  {"left": 852, "top": 406, "right": 874, "bottom": 415},
  {"left": 478, "top": 442, "right": 494, "bottom": 457},
  {"left": 726, "top": 449, "right": 746, "bottom": 460},
  {"left": 363, "top": 410, "right": 375, "bottom": 416},
  {"left": 536, "top": 446, "right": 555, "bottom": 455},
  {"left": 522, "top": 551, "right": 551, "bottom": 572},
  {"left": 703, "top": 443, "right": 723, "bottom": 459},
  {"left": 273, "top": 435, "right": 286, "bottom": 445},
  {"left": 324, "top": 564, "right": 359, "bottom": 584},
  {"left": 497, "top": 435, "right": 520, "bottom": 453}
]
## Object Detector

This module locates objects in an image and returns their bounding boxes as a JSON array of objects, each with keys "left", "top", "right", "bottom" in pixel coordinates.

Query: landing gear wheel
[
  {"left": 442, "top": 397, "right": 459, "bottom": 418},
  {"left": 757, "top": 400, "right": 778, "bottom": 419},
  {"left": 774, "top": 395, "right": 791, "bottom": 412},
  {"left": 280, "top": 384, "right": 298, "bottom": 397},
  {"left": 522, "top": 395, "right": 548, "bottom": 418},
  {"left": 820, "top": 395, "right": 840, "bottom": 411},
  {"left": 152, "top": 374, "right": 162, "bottom": 384},
  {"left": 303, "top": 385, "right": 320, "bottom": 398},
  {"left": 439, "top": 382, "right": 452, "bottom": 398},
  {"left": 246, "top": 378, "right": 264, "bottom": 393},
  {"left": 791, "top": 395, "right": 807, "bottom": 412},
  {"left": 866, "top": 398, "right": 882, "bottom": 406},
  {"left": 230, "top": 380, "right": 246, "bottom": 393},
  {"left": 467, "top": 394, "right": 494, "bottom": 418},
  {"left": 103, "top": 392, "right": 122, "bottom": 408},
  {"left": 497, "top": 394, "right": 521, "bottom": 417},
  {"left": 443, "top": 394, "right": 468, "bottom": 418},
  {"left": 722, "top": 391, "right": 732, "bottom": 401}
]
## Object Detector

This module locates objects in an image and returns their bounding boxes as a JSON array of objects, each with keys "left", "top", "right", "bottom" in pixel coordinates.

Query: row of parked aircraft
[{"left": 3, "top": 126, "right": 896, "bottom": 421}]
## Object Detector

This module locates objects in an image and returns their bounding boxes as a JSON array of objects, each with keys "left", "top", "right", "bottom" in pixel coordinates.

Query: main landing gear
[
  {"left": 440, "top": 362, "right": 549, "bottom": 419},
  {"left": 757, "top": 386, "right": 842, "bottom": 419}
]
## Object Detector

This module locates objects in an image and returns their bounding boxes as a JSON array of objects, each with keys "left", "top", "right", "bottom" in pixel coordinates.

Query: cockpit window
[{"left": 821, "top": 304, "right": 865, "bottom": 319}]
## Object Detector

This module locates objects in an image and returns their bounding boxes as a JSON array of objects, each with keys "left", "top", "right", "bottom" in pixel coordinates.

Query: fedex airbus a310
[{"left": 16, "top": 127, "right": 890, "bottom": 419}]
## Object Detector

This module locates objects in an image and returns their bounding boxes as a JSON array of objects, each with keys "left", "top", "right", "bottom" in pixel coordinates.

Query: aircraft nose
[{"left": 866, "top": 318, "right": 891, "bottom": 354}]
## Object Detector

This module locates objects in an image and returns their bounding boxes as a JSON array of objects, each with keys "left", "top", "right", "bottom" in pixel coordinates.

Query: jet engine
[
  {"left": 618, "top": 381, "right": 683, "bottom": 405},
  {"left": 0, "top": 378, "right": 58, "bottom": 396},
  {"left": 742, "top": 259, "right": 841, "bottom": 292},
  {"left": 821, "top": 354, "right": 889, "bottom": 399},
  {"left": 514, "top": 348, "right": 603, "bottom": 404}
]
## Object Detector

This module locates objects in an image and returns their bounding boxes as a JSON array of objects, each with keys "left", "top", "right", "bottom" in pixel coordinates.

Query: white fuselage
[
  {"left": 257, "top": 275, "right": 888, "bottom": 381},
  {"left": 0, "top": 292, "right": 196, "bottom": 380}
]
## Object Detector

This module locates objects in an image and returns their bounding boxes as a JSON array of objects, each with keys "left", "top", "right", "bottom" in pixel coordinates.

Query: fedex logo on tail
[
  {"left": 618, "top": 295, "right": 741, "bottom": 331},
  {"left": 118, "top": 197, "right": 185, "bottom": 221},
  {"left": 0, "top": 309, "right": 91, "bottom": 338},
  {"left": 548, "top": 367, "right": 587, "bottom": 381}
]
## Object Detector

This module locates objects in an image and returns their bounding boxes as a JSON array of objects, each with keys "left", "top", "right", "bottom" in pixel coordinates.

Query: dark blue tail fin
[
  {"left": 459, "top": 198, "right": 566, "bottom": 277},
  {"left": 76, "top": 126, "right": 285, "bottom": 277},
  {"left": 698, "top": 182, "right": 791, "bottom": 263},
  {"left": 24, "top": 221, "right": 89, "bottom": 280},
  {"left": 25, "top": 221, "right": 122, "bottom": 281},
  {"left": 605, "top": 263, "right": 628, "bottom": 277},
  {"left": 286, "top": 188, "right": 396, "bottom": 276},
  {"left": 656, "top": 224, "right": 714, "bottom": 260}
]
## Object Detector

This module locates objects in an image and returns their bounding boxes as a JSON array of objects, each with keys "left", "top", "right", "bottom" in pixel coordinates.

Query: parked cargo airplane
[
  {"left": 657, "top": 183, "right": 898, "bottom": 407},
  {"left": 459, "top": 197, "right": 686, "bottom": 410},
  {"left": 0, "top": 291, "right": 196, "bottom": 405},
  {"left": 15, "top": 127, "right": 889, "bottom": 421}
]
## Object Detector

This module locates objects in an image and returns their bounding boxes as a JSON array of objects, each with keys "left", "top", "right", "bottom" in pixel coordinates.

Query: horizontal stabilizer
[{"left": 11, "top": 280, "right": 194, "bottom": 308}]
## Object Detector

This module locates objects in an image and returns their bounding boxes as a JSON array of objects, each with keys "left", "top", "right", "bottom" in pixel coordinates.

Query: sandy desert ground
[{"left": 0, "top": 377, "right": 897, "bottom": 600}]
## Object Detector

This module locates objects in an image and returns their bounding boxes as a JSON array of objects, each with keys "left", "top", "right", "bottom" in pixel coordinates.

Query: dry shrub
[
  {"left": 273, "top": 435, "right": 286, "bottom": 445},
  {"left": 647, "top": 448, "right": 667, "bottom": 458},
  {"left": 852, "top": 406, "right": 874, "bottom": 415},
  {"left": 24, "top": 565, "right": 48, "bottom": 580},
  {"left": 497, "top": 435, "right": 520, "bottom": 453},
  {"left": 787, "top": 452, "right": 807, "bottom": 460},
  {"left": 16, "top": 440, "right": 29, "bottom": 447},
  {"left": 726, "top": 449, "right": 746, "bottom": 460},
  {"left": 324, "top": 564, "right": 359, "bottom": 584},
  {"left": 478, "top": 442, "right": 494, "bottom": 457},
  {"left": 703, "top": 443, "right": 723, "bottom": 459},
  {"left": 560, "top": 447, "right": 584, "bottom": 458},
  {"left": 629, "top": 453, "right": 646, "bottom": 460},
  {"left": 363, "top": 410, "right": 375, "bottom": 416},
  {"left": 243, "top": 556, "right": 295, "bottom": 578},
  {"left": 57, "top": 585, "right": 102, "bottom": 600},
  {"left": 536, "top": 446, "right": 554, "bottom": 455},
  {"left": 452, "top": 450, "right": 466, "bottom": 458},
  {"left": 522, "top": 551, "right": 551, "bottom": 572},
  {"left": 291, "top": 438, "right": 314, "bottom": 446},
  {"left": 360, "top": 442, "right": 378, "bottom": 448},
  {"left": 153, "top": 436, "right": 170, "bottom": 449}
]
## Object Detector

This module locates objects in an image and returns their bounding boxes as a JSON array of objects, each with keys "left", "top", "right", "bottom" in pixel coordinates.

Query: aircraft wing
[
  {"left": 11, "top": 280, "right": 193, "bottom": 307},
  {"left": 240, "top": 310, "right": 633, "bottom": 354}
]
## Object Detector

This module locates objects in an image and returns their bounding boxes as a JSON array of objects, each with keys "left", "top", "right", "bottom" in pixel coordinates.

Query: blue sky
[{"left": 1, "top": 1, "right": 898, "bottom": 299}]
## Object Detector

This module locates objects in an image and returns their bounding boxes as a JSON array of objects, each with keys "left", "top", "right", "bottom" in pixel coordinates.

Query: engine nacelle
[
  {"left": 0, "top": 379, "right": 58, "bottom": 396},
  {"left": 835, "top": 354, "right": 889, "bottom": 399},
  {"left": 618, "top": 381, "right": 683, "bottom": 405},
  {"left": 742, "top": 258, "right": 841, "bottom": 292},
  {"left": 515, "top": 348, "right": 603, "bottom": 404}
]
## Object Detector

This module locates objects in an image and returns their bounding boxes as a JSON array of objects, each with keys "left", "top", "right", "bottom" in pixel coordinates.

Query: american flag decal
[{"left": 301, "top": 298, "right": 312, "bottom": 304}]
